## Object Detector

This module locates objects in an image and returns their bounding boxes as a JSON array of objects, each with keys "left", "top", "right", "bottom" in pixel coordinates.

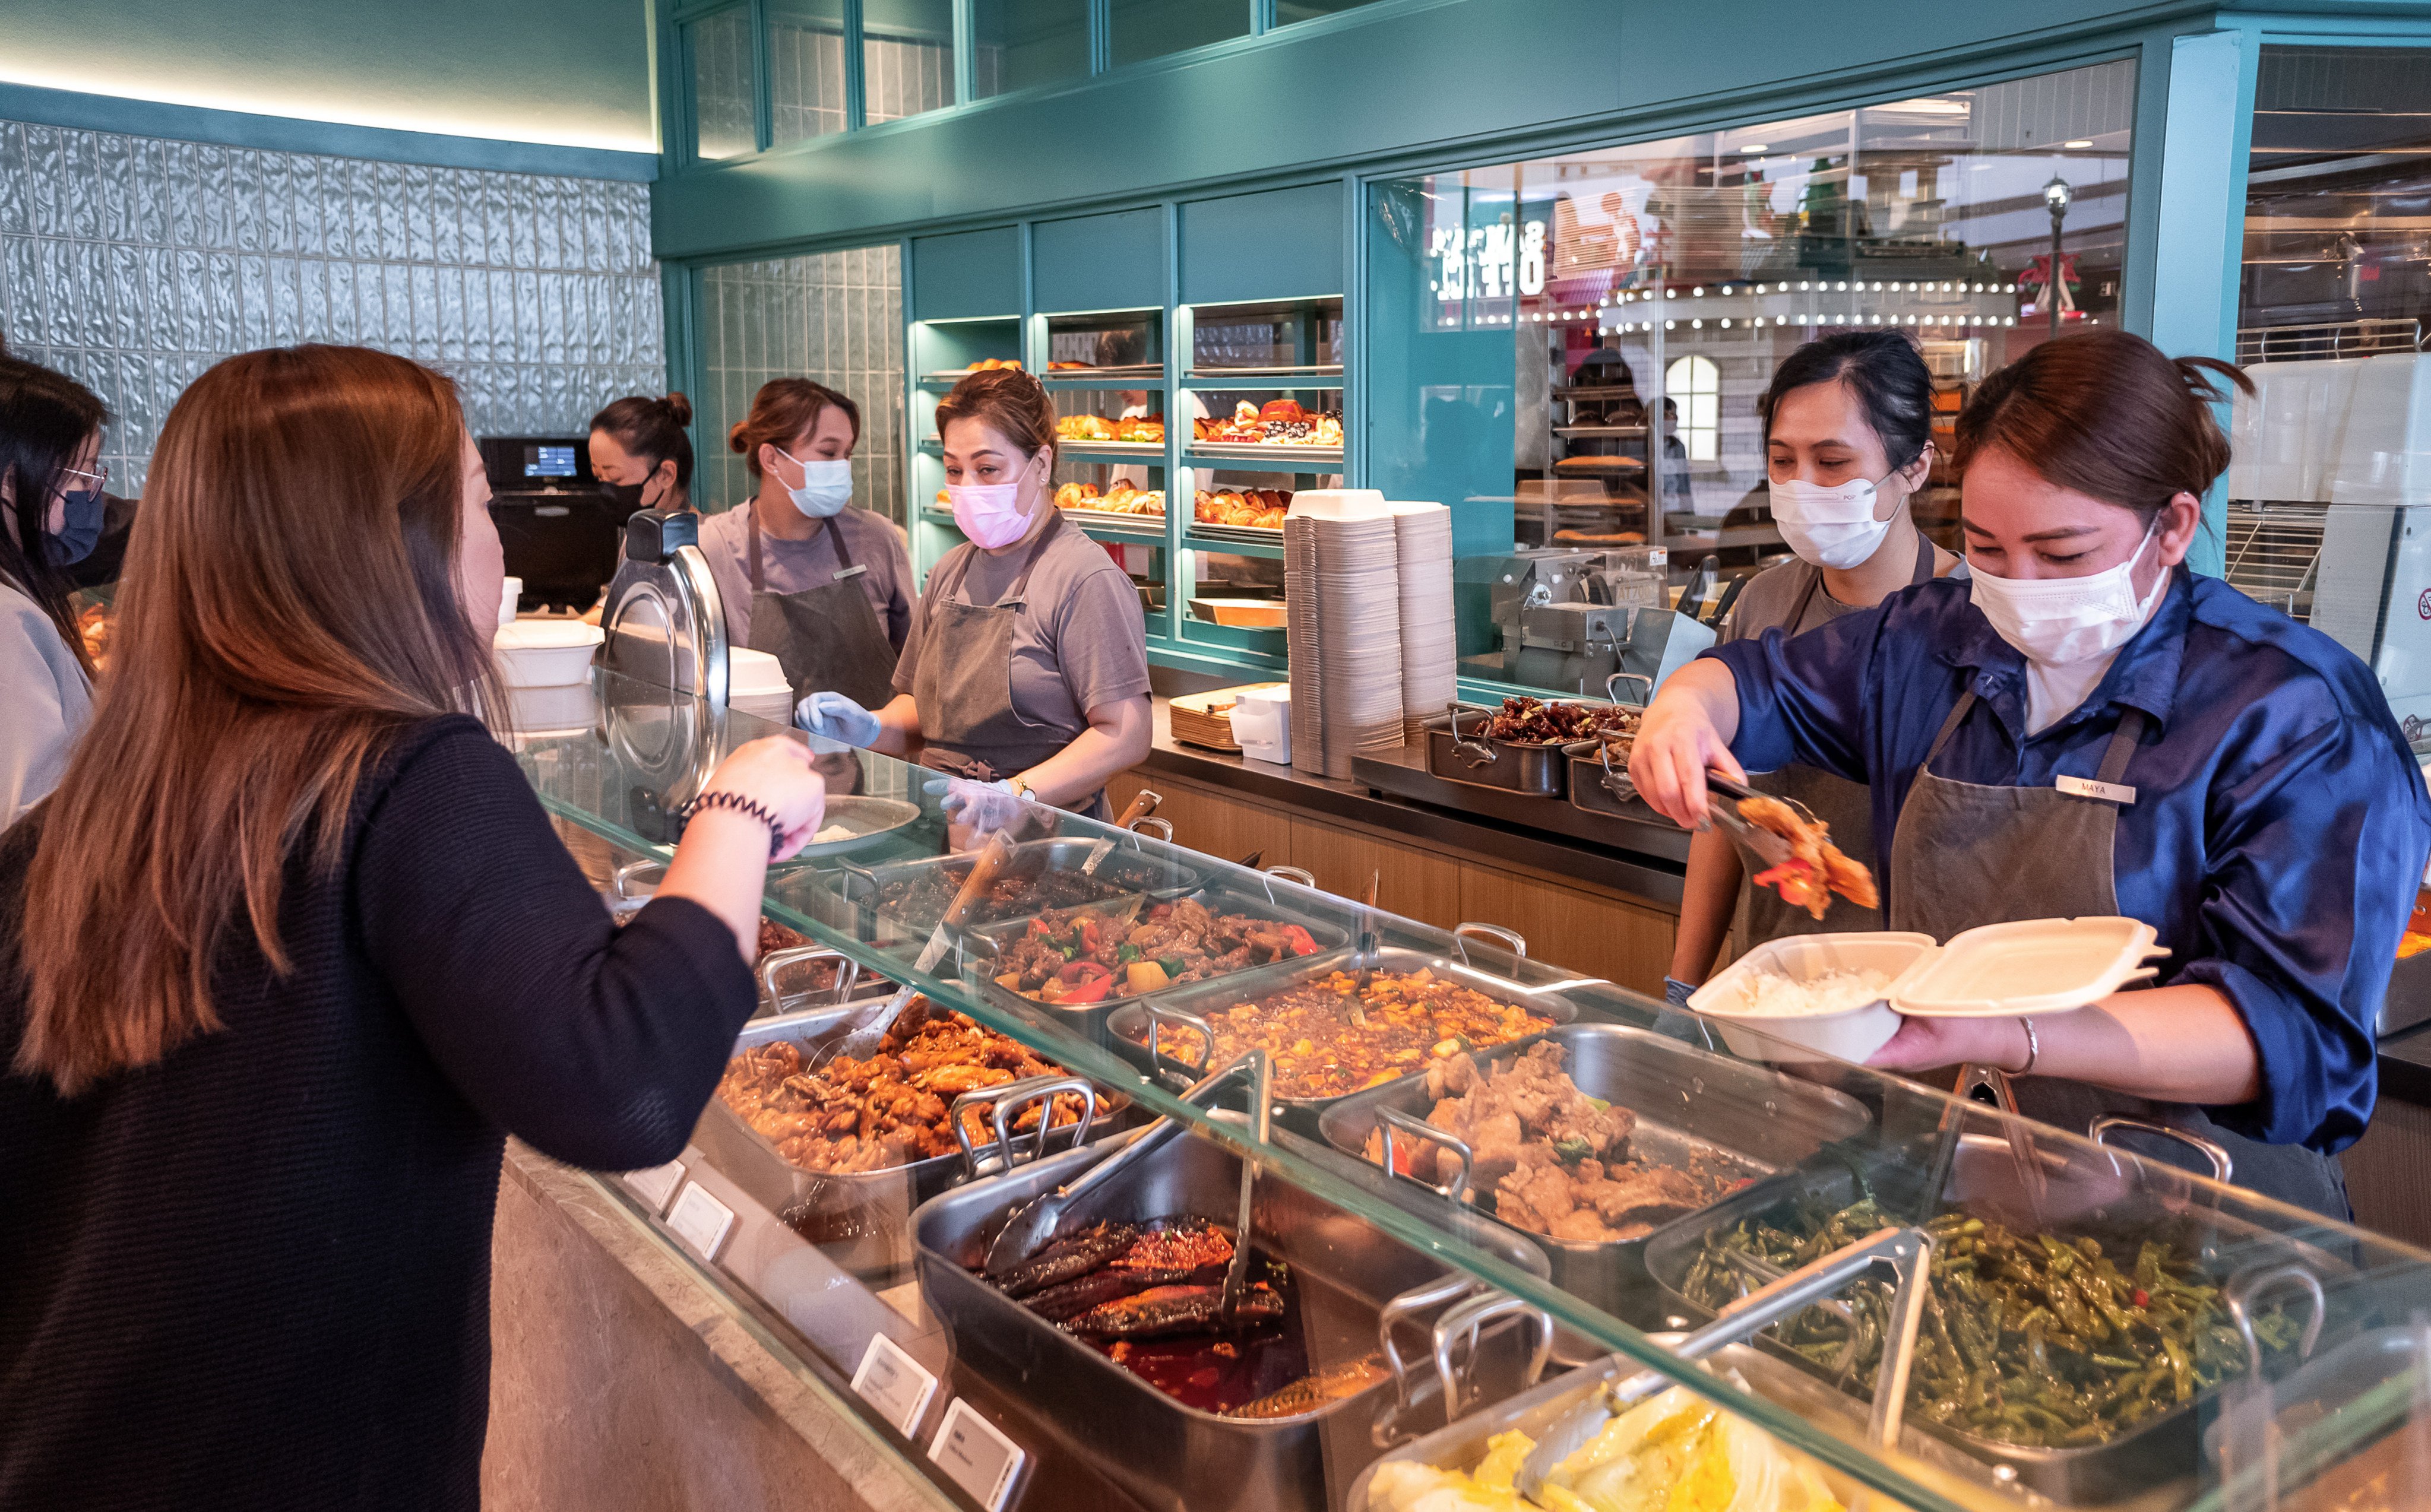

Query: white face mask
[
  {"left": 776, "top": 448, "right": 854, "bottom": 519},
  {"left": 1968, "top": 520, "right": 2169, "bottom": 667},
  {"left": 1768, "top": 476, "right": 1895, "bottom": 570}
]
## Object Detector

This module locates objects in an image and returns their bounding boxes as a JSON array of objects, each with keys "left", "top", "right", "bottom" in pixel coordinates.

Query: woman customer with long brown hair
[
  {"left": 0, "top": 344, "right": 827, "bottom": 1508},
  {"left": 1630, "top": 329, "right": 2431, "bottom": 1217}
]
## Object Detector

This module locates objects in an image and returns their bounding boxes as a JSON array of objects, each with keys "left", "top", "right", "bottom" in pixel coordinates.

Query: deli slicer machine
[{"left": 1457, "top": 546, "right": 1716, "bottom": 697}]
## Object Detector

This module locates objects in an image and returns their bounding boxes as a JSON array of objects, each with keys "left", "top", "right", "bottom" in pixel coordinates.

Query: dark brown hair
[
  {"left": 589, "top": 391, "right": 694, "bottom": 492},
  {"left": 0, "top": 357, "right": 109, "bottom": 679},
  {"left": 1955, "top": 330, "right": 2254, "bottom": 523},
  {"left": 1759, "top": 329, "right": 1935, "bottom": 471},
  {"left": 727, "top": 378, "right": 861, "bottom": 478},
  {"left": 19, "top": 345, "right": 499, "bottom": 1095},
  {"left": 935, "top": 367, "right": 1055, "bottom": 467}
]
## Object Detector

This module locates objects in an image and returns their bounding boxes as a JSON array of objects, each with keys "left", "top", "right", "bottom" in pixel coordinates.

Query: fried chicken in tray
[
  {"left": 1476, "top": 696, "right": 1641, "bottom": 746},
  {"left": 1735, "top": 793, "right": 1879, "bottom": 921},
  {"left": 1362, "top": 1042, "right": 1732, "bottom": 1244},
  {"left": 714, "top": 997, "right": 1106, "bottom": 1174}
]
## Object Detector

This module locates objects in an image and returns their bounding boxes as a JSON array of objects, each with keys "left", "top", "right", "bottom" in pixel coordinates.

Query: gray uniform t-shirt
[
  {"left": 696, "top": 503, "right": 916, "bottom": 655},
  {"left": 1718, "top": 553, "right": 1967, "bottom": 643},
  {"left": 892, "top": 524, "right": 1151, "bottom": 734}
]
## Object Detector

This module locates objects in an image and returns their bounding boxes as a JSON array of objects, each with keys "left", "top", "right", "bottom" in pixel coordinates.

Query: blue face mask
[{"left": 48, "top": 488, "right": 105, "bottom": 566}]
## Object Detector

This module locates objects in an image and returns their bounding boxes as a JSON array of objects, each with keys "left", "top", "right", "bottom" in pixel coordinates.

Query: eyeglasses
[{"left": 58, "top": 463, "right": 109, "bottom": 493}]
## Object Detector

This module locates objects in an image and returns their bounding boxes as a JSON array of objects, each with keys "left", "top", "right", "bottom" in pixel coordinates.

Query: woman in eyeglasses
[{"left": 0, "top": 358, "right": 108, "bottom": 821}]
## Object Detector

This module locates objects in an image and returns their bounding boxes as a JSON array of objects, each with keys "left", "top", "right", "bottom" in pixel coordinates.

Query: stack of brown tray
[{"left": 1169, "top": 683, "right": 1284, "bottom": 752}]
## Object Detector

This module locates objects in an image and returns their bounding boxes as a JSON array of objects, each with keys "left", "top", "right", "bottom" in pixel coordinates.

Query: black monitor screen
[{"left": 525, "top": 443, "right": 577, "bottom": 478}]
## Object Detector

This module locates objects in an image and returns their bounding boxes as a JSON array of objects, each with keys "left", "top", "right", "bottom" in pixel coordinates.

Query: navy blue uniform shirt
[{"left": 1707, "top": 568, "right": 2431, "bottom": 1153}]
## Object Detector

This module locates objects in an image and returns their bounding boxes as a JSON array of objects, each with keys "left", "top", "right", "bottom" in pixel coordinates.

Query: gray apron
[
  {"left": 913, "top": 512, "right": 1110, "bottom": 820},
  {"left": 1733, "top": 533, "right": 1937, "bottom": 947},
  {"left": 1888, "top": 689, "right": 2351, "bottom": 1218},
  {"left": 746, "top": 508, "right": 899, "bottom": 711}
]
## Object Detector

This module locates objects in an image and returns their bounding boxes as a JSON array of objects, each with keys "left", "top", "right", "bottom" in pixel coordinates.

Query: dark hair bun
[
  {"left": 660, "top": 391, "right": 692, "bottom": 428},
  {"left": 1759, "top": 329, "right": 1935, "bottom": 471}
]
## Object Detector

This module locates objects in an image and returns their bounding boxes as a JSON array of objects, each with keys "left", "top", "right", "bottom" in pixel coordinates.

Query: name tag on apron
[
  {"left": 834, "top": 563, "right": 868, "bottom": 580},
  {"left": 2055, "top": 774, "right": 2135, "bottom": 805}
]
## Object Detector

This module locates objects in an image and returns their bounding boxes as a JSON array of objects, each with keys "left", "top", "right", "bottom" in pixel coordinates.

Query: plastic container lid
[
  {"left": 727, "top": 646, "right": 792, "bottom": 698},
  {"left": 1888, "top": 917, "right": 2166, "bottom": 1017},
  {"left": 494, "top": 619, "right": 603, "bottom": 652}
]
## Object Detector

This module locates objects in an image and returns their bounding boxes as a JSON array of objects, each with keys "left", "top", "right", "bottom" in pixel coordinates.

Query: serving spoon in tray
[{"left": 811, "top": 826, "right": 1017, "bottom": 1069}]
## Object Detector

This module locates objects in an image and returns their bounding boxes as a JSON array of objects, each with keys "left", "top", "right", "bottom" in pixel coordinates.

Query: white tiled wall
[
  {"left": 0, "top": 119, "right": 666, "bottom": 495},
  {"left": 698, "top": 246, "right": 906, "bottom": 522}
]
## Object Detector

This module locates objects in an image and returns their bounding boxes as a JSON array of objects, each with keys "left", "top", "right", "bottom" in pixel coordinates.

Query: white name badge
[
  {"left": 928, "top": 1399, "right": 1025, "bottom": 1511},
  {"left": 623, "top": 1160, "right": 685, "bottom": 1213},
  {"left": 664, "top": 1181, "right": 736, "bottom": 1261},
  {"left": 851, "top": 1333, "right": 939, "bottom": 1438},
  {"left": 2056, "top": 775, "right": 2136, "bottom": 805}
]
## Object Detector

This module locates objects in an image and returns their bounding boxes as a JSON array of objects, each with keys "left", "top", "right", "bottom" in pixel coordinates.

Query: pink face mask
[{"left": 947, "top": 474, "right": 1038, "bottom": 549}]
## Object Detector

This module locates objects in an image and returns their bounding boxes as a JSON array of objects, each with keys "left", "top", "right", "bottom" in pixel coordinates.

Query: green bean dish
[{"left": 1679, "top": 1194, "right": 2303, "bottom": 1449}]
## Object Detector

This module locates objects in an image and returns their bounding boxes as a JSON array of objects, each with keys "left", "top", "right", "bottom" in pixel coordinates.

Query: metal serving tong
[
  {"left": 1516, "top": 1223, "right": 1934, "bottom": 1501},
  {"left": 982, "top": 1049, "right": 1274, "bottom": 1309},
  {"left": 813, "top": 827, "right": 1017, "bottom": 1068},
  {"left": 1080, "top": 788, "right": 1163, "bottom": 877},
  {"left": 1699, "top": 771, "right": 1797, "bottom": 870}
]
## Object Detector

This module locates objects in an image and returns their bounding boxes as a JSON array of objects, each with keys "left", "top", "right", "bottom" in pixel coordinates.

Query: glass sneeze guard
[{"left": 511, "top": 668, "right": 2431, "bottom": 1512}]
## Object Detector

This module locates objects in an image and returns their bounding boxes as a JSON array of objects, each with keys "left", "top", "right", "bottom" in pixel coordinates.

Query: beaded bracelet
[{"left": 681, "top": 790, "right": 784, "bottom": 857}]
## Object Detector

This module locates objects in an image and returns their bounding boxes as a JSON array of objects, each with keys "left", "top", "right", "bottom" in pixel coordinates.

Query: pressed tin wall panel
[
  {"left": 698, "top": 247, "right": 906, "bottom": 522},
  {"left": 0, "top": 119, "right": 665, "bottom": 495}
]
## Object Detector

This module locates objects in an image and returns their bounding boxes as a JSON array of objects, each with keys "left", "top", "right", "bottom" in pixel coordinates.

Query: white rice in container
[{"left": 1738, "top": 966, "right": 1895, "bottom": 1017}]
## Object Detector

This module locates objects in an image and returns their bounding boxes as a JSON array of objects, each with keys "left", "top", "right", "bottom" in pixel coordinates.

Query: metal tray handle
[
  {"left": 1453, "top": 921, "right": 1529, "bottom": 961},
  {"left": 1375, "top": 1105, "right": 1473, "bottom": 1202},
  {"left": 2226, "top": 1261, "right": 2325, "bottom": 1377},
  {"left": 1446, "top": 703, "right": 1501, "bottom": 769},
  {"left": 1129, "top": 816, "right": 1174, "bottom": 844},
  {"left": 612, "top": 857, "right": 666, "bottom": 900},
  {"left": 1433, "top": 1290, "right": 1555, "bottom": 1421},
  {"left": 1374, "top": 1274, "right": 1485, "bottom": 1448},
  {"left": 949, "top": 1074, "right": 1100, "bottom": 1179},
  {"left": 1264, "top": 864, "right": 1317, "bottom": 889},
  {"left": 1144, "top": 1001, "right": 1216, "bottom": 1085},
  {"left": 756, "top": 944, "right": 860, "bottom": 1009},
  {"left": 1604, "top": 671, "right": 1653, "bottom": 708},
  {"left": 2090, "top": 1113, "right": 2234, "bottom": 1184}
]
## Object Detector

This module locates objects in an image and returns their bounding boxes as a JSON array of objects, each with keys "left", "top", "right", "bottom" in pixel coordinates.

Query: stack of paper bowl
[
  {"left": 1390, "top": 501, "right": 1456, "bottom": 741},
  {"left": 493, "top": 618, "right": 603, "bottom": 688},
  {"left": 727, "top": 646, "right": 797, "bottom": 727},
  {"left": 1311, "top": 510, "right": 1403, "bottom": 778},
  {"left": 1284, "top": 516, "right": 1326, "bottom": 776}
]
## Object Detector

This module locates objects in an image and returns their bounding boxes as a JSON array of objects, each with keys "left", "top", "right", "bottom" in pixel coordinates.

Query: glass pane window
[
  {"left": 687, "top": 7, "right": 758, "bottom": 160},
  {"left": 766, "top": 0, "right": 849, "bottom": 145},
  {"left": 1367, "top": 59, "right": 2135, "bottom": 698},
  {"left": 2228, "top": 46, "right": 2431, "bottom": 748},
  {"left": 1274, "top": 0, "right": 1382, "bottom": 21},
  {"left": 973, "top": 0, "right": 1091, "bottom": 99},
  {"left": 864, "top": 0, "right": 958, "bottom": 124},
  {"left": 1109, "top": 0, "right": 1250, "bottom": 69}
]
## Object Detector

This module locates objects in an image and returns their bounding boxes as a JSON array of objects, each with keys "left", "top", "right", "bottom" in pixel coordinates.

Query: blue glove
[
  {"left": 1663, "top": 975, "right": 1697, "bottom": 1009},
  {"left": 796, "top": 689, "right": 881, "bottom": 749},
  {"left": 924, "top": 776, "right": 1030, "bottom": 835}
]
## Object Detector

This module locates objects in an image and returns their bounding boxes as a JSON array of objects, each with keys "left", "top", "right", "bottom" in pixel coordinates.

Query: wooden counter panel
[
  {"left": 1457, "top": 865, "right": 1675, "bottom": 998},
  {"left": 1106, "top": 769, "right": 1296, "bottom": 871},
  {"left": 2340, "top": 1093, "right": 2431, "bottom": 1251},
  {"left": 1287, "top": 819, "right": 1464, "bottom": 928}
]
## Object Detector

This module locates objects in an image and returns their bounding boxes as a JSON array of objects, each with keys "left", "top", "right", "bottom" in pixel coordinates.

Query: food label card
[
  {"left": 623, "top": 1160, "right": 685, "bottom": 1214},
  {"left": 850, "top": 1333, "right": 938, "bottom": 1438},
  {"left": 928, "top": 1399, "right": 1024, "bottom": 1511},
  {"left": 663, "top": 1182, "right": 736, "bottom": 1261}
]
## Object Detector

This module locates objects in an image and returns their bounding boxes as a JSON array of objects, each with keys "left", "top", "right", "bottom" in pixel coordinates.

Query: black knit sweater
[{"left": 0, "top": 715, "right": 757, "bottom": 1510}]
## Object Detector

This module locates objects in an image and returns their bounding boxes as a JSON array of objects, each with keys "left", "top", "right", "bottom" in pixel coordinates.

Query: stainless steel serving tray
[
  {"left": 1641, "top": 1131, "right": 2355, "bottom": 1505},
  {"left": 1101, "top": 945, "right": 1585, "bottom": 1137},
  {"left": 958, "top": 879, "right": 1354, "bottom": 1048},
  {"left": 1423, "top": 706, "right": 1571, "bottom": 798},
  {"left": 1316, "top": 1023, "right": 1872, "bottom": 1320},
  {"left": 837, "top": 836, "right": 1205, "bottom": 951},
  {"left": 694, "top": 1002, "right": 1129, "bottom": 1281},
  {"left": 1562, "top": 737, "right": 1680, "bottom": 833},
  {"left": 912, "top": 1121, "right": 1550, "bottom": 1512}
]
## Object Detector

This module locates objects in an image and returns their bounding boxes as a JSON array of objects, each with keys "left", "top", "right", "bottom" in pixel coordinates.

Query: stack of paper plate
[
  {"left": 1391, "top": 501, "right": 1455, "bottom": 740},
  {"left": 1284, "top": 516, "right": 1326, "bottom": 776},
  {"left": 727, "top": 646, "right": 797, "bottom": 726},
  {"left": 1311, "top": 508, "right": 1404, "bottom": 779}
]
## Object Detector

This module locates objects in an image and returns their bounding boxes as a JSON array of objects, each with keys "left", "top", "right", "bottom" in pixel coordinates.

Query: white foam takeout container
[
  {"left": 1689, "top": 932, "right": 1935, "bottom": 1063},
  {"left": 493, "top": 618, "right": 604, "bottom": 687},
  {"left": 1688, "top": 917, "right": 2168, "bottom": 1064}
]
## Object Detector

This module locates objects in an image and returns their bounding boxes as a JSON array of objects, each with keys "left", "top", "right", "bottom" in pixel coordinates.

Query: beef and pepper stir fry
[
  {"left": 1476, "top": 696, "right": 1641, "bottom": 744},
  {"left": 1680, "top": 1193, "right": 2303, "bottom": 1448},
  {"left": 875, "top": 857, "right": 1134, "bottom": 931},
  {"left": 716, "top": 997, "right": 1106, "bottom": 1174},
  {"left": 1134, "top": 968, "right": 1556, "bottom": 1101},
  {"left": 990, "top": 898, "right": 1323, "bottom": 1006}
]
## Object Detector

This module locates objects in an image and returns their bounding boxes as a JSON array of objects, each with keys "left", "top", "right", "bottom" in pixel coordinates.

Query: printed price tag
[
  {"left": 624, "top": 1161, "right": 685, "bottom": 1213},
  {"left": 928, "top": 1398, "right": 1024, "bottom": 1511},
  {"left": 850, "top": 1333, "right": 939, "bottom": 1437},
  {"left": 664, "top": 1181, "right": 736, "bottom": 1261}
]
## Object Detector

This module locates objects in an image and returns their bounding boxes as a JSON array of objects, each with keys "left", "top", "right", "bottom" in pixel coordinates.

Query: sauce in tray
[{"left": 1093, "top": 1269, "right": 1308, "bottom": 1415}]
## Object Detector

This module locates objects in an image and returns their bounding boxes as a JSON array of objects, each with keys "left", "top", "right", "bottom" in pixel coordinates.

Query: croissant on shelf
[
  {"left": 1055, "top": 413, "right": 1164, "bottom": 443},
  {"left": 1055, "top": 480, "right": 1164, "bottom": 517},
  {"left": 1192, "top": 487, "right": 1291, "bottom": 530},
  {"left": 964, "top": 357, "right": 1023, "bottom": 372}
]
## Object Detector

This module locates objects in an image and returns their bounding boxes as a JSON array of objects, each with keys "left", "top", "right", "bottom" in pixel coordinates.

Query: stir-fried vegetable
[{"left": 1679, "top": 1194, "right": 2302, "bottom": 1448}]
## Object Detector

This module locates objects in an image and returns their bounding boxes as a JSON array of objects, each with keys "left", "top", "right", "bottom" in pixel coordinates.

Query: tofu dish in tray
[{"left": 1365, "top": 1042, "right": 1740, "bottom": 1244}]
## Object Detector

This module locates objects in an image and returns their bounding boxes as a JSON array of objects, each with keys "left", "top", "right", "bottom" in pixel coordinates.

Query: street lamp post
[{"left": 2043, "top": 174, "right": 2074, "bottom": 338}]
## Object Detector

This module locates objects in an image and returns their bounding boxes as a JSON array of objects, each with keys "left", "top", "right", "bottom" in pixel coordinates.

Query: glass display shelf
[{"left": 511, "top": 668, "right": 2431, "bottom": 1512}]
